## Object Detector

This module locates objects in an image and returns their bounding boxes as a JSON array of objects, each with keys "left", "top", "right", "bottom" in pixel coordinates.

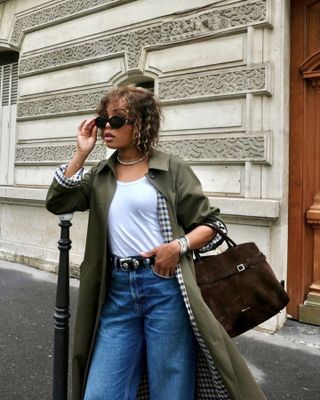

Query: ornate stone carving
[
  {"left": 15, "top": 143, "right": 107, "bottom": 163},
  {"left": 158, "top": 136, "right": 267, "bottom": 163},
  {"left": 19, "top": 0, "right": 268, "bottom": 75},
  {"left": 160, "top": 0, "right": 267, "bottom": 42},
  {"left": 158, "top": 66, "right": 268, "bottom": 100},
  {"left": 17, "top": 88, "right": 109, "bottom": 119},
  {"left": 15, "top": 135, "right": 268, "bottom": 164},
  {"left": 10, "top": 0, "right": 133, "bottom": 46}
]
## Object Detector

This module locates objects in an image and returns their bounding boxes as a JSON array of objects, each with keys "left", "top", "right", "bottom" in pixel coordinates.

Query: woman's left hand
[{"left": 141, "top": 241, "right": 181, "bottom": 277}]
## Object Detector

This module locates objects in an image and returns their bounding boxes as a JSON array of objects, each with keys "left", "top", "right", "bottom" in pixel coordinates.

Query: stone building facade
[{"left": 0, "top": 0, "right": 290, "bottom": 331}]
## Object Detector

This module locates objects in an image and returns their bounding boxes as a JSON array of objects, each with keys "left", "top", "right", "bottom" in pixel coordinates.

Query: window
[
  {"left": 0, "top": 51, "right": 19, "bottom": 185},
  {"left": 119, "top": 77, "right": 155, "bottom": 92},
  {"left": 0, "top": 51, "right": 19, "bottom": 106},
  {"left": 136, "top": 79, "right": 154, "bottom": 92}
]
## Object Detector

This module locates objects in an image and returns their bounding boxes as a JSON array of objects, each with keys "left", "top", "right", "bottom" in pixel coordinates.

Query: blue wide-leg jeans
[{"left": 84, "top": 264, "right": 196, "bottom": 400}]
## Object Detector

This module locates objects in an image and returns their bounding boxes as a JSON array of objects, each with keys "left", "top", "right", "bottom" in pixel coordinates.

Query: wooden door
[{"left": 288, "top": 0, "right": 320, "bottom": 321}]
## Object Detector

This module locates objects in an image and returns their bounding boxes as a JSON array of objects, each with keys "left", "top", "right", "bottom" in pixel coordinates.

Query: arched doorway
[{"left": 288, "top": 0, "right": 320, "bottom": 323}]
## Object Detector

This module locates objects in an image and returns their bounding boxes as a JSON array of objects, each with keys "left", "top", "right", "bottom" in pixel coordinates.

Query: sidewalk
[{"left": 0, "top": 259, "right": 319, "bottom": 400}]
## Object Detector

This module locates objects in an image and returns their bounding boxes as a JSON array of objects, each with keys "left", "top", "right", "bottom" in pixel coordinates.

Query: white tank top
[{"left": 107, "top": 176, "right": 164, "bottom": 257}]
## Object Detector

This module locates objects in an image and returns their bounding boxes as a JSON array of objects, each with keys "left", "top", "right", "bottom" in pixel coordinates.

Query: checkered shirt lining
[
  {"left": 54, "top": 164, "right": 84, "bottom": 188},
  {"left": 199, "top": 219, "right": 227, "bottom": 253}
]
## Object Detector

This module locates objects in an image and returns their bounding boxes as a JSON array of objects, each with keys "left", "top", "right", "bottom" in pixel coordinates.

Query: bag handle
[
  {"left": 202, "top": 222, "right": 237, "bottom": 248},
  {"left": 194, "top": 221, "right": 237, "bottom": 262}
]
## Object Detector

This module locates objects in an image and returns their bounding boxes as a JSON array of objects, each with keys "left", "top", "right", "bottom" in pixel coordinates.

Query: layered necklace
[{"left": 117, "top": 153, "right": 147, "bottom": 166}]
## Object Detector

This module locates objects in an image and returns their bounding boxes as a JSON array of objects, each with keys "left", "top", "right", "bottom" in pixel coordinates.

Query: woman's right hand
[
  {"left": 64, "top": 118, "right": 98, "bottom": 178},
  {"left": 76, "top": 117, "right": 98, "bottom": 156}
]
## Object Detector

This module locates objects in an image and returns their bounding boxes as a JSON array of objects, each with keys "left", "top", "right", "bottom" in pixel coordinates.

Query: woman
[{"left": 46, "top": 85, "right": 266, "bottom": 400}]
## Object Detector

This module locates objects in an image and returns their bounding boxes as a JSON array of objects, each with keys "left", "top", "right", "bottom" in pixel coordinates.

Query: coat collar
[{"left": 95, "top": 148, "right": 170, "bottom": 175}]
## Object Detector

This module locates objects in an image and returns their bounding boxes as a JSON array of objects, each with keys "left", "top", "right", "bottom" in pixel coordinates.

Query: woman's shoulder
[
  {"left": 152, "top": 148, "right": 188, "bottom": 169},
  {"left": 167, "top": 152, "right": 192, "bottom": 175}
]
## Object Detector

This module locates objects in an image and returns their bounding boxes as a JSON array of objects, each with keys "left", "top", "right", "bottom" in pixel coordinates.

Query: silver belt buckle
[
  {"left": 119, "top": 257, "right": 133, "bottom": 269},
  {"left": 119, "top": 257, "right": 140, "bottom": 269}
]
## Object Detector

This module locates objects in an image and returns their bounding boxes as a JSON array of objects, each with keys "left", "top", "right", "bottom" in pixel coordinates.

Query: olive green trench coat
[{"left": 46, "top": 149, "right": 266, "bottom": 400}]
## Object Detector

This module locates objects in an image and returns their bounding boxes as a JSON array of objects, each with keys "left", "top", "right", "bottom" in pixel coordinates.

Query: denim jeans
[{"left": 84, "top": 264, "right": 196, "bottom": 400}]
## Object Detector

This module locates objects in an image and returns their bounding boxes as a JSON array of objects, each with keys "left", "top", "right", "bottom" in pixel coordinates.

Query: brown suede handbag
[{"left": 194, "top": 223, "right": 289, "bottom": 337}]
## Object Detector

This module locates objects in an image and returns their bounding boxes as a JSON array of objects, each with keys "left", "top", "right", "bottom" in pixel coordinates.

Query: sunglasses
[{"left": 95, "top": 115, "right": 135, "bottom": 129}]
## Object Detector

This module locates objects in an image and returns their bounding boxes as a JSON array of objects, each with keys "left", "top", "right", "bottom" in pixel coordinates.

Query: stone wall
[{"left": 0, "top": 0, "right": 290, "bottom": 331}]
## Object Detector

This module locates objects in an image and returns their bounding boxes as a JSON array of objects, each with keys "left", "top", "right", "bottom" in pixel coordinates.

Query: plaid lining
[
  {"left": 199, "top": 218, "right": 228, "bottom": 253},
  {"left": 155, "top": 192, "right": 231, "bottom": 400},
  {"left": 54, "top": 163, "right": 84, "bottom": 188}
]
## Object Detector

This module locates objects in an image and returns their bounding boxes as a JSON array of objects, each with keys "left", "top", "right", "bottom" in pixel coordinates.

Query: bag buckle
[{"left": 237, "top": 264, "right": 245, "bottom": 272}]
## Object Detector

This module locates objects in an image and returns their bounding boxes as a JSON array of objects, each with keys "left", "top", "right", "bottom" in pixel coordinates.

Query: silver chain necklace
[{"left": 117, "top": 154, "right": 147, "bottom": 166}]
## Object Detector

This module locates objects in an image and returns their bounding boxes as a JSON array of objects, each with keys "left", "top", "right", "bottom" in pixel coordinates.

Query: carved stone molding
[
  {"left": 19, "top": 0, "right": 269, "bottom": 76},
  {"left": 158, "top": 66, "right": 269, "bottom": 101},
  {"left": 15, "top": 134, "right": 270, "bottom": 164},
  {"left": 10, "top": 0, "right": 135, "bottom": 47},
  {"left": 17, "top": 88, "right": 109, "bottom": 120},
  {"left": 15, "top": 143, "right": 107, "bottom": 163},
  {"left": 160, "top": 0, "right": 267, "bottom": 43},
  {"left": 158, "top": 136, "right": 268, "bottom": 163}
]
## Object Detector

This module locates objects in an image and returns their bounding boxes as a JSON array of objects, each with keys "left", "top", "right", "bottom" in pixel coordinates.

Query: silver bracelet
[{"left": 175, "top": 236, "right": 190, "bottom": 255}]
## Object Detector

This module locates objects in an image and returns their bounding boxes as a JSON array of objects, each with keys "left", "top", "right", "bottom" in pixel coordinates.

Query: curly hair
[{"left": 96, "top": 85, "right": 162, "bottom": 155}]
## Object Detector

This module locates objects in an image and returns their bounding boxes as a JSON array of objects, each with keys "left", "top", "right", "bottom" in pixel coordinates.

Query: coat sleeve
[
  {"left": 46, "top": 165, "right": 96, "bottom": 215},
  {"left": 171, "top": 156, "right": 220, "bottom": 232}
]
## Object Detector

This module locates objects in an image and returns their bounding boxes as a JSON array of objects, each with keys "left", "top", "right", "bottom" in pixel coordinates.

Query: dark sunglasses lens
[
  {"left": 109, "top": 116, "right": 125, "bottom": 129},
  {"left": 95, "top": 116, "right": 126, "bottom": 129},
  {"left": 95, "top": 116, "right": 107, "bottom": 129}
]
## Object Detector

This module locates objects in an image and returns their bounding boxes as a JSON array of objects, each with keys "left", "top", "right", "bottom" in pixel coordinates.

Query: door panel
[{"left": 288, "top": 0, "right": 320, "bottom": 319}]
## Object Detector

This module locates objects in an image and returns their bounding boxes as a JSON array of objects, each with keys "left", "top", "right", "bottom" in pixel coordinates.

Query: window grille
[
  {"left": 0, "top": 62, "right": 18, "bottom": 106},
  {"left": 11, "top": 63, "right": 18, "bottom": 105}
]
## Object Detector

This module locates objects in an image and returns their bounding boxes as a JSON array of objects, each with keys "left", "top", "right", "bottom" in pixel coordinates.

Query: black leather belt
[{"left": 110, "top": 254, "right": 155, "bottom": 271}]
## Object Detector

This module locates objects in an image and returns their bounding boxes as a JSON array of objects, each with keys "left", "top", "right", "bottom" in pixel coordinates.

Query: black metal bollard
[{"left": 53, "top": 213, "right": 73, "bottom": 400}]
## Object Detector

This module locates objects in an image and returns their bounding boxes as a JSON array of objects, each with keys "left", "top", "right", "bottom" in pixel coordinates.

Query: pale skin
[{"left": 66, "top": 98, "right": 216, "bottom": 277}]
